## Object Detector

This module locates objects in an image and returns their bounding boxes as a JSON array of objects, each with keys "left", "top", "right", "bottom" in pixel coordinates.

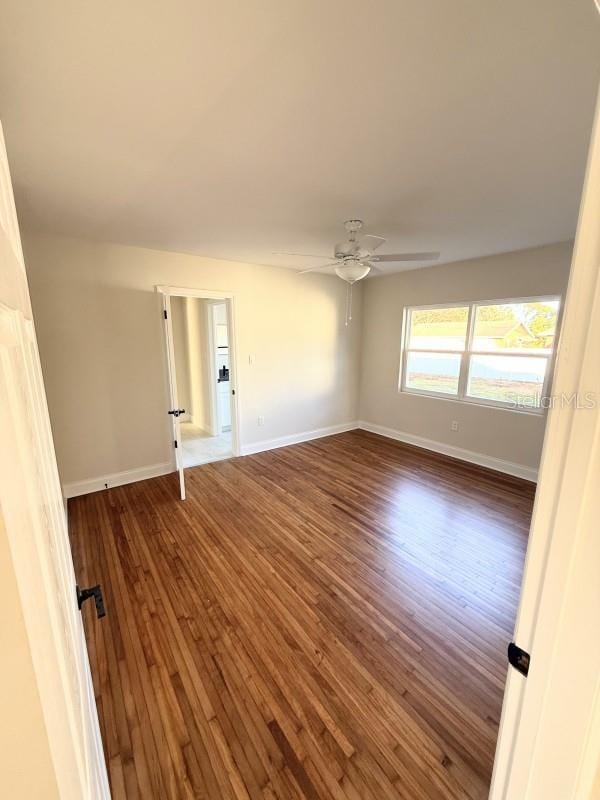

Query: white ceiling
[{"left": 1, "top": 1, "right": 599, "bottom": 274}]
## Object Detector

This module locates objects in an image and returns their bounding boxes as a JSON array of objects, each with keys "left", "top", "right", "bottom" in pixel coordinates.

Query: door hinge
[
  {"left": 163, "top": 309, "right": 168, "bottom": 320},
  {"left": 174, "top": 440, "right": 178, "bottom": 448},
  {"left": 508, "top": 642, "right": 530, "bottom": 677}
]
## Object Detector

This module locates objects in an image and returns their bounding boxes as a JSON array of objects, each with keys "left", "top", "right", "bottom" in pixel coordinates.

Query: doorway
[{"left": 158, "top": 287, "right": 240, "bottom": 499}]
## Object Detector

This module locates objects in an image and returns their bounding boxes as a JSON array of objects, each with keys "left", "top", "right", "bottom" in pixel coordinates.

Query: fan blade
[
  {"left": 273, "top": 251, "right": 331, "bottom": 259},
  {"left": 360, "top": 235, "right": 386, "bottom": 252},
  {"left": 298, "top": 262, "right": 339, "bottom": 274},
  {"left": 373, "top": 252, "right": 440, "bottom": 262}
]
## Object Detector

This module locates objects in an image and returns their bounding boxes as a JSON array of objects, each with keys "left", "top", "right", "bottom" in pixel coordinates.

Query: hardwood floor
[{"left": 69, "top": 430, "right": 535, "bottom": 800}]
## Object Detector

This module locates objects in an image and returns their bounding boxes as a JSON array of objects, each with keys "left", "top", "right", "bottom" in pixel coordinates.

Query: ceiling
[{"left": 1, "top": 1, "right": 599, "bottom": 274}]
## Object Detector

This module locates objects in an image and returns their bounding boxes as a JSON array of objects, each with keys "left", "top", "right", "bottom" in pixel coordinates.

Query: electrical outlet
[
  {"left": 258, "top": 415, "right": 265, "bottom": 427},
  {"left": 451, "top": 420, "right": 459, "bottom": 432}
]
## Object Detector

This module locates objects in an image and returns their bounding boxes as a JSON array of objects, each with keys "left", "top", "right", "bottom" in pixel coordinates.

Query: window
[{"left": 400, "top": 297, "right": 560, "bottom": 411}]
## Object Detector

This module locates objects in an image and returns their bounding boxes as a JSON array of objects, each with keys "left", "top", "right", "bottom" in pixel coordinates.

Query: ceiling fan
[
  {"left": 275, "top": 219, "right": 440, "bottom": 284},
  {"left": 274, "top": 220, "right": 440, "bottom": 325}
]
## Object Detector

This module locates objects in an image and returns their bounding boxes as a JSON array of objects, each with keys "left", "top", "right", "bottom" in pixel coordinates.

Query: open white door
[
  {"left": 0, "top": 123, "right": 110, "bottom": 797},
  {"left": 157, "top": 285, "right": 242, "bottom": 469},
  {"left": 490, "top": 89, "right": 600, "bottom": 799},
  {"left": 160, "top": 292, "right": 186, "bottom": 500}
]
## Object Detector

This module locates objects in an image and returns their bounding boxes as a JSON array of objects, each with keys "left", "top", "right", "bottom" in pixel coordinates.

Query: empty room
[{"left": 1, "top": 3, "right": 599, "bottom": 800}]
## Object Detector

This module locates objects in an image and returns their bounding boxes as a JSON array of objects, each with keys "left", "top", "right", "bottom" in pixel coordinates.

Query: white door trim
[
  {"left": 205, "top": 301, "right": 222, "bottom": 437},
  {"left": 490, "top": 89, "right": 600, "bottom": 799},
  {"left": 0, "top": 122, "right": 110, "bottom": 798},
  {"left": 160, "top": 292, "right": 186, "bottom": 499},
  {"left": 155, "top": 286, "right": 242, "bottom": 463}
]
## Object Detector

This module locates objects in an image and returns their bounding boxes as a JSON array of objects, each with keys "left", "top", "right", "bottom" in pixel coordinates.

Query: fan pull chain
[
  {"left": 349, "top": 281, "right": 353, "bottom": 322},
  {"left": 345, "top": 281, "right": 352, "bottom": 326}
]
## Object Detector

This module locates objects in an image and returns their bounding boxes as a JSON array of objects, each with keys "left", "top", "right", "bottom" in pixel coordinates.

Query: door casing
[
  {"left": 0, "top": 122, "right": 110, "bottom": 798},
  {"left": 490, "top": 89, "right": 600, "bottom": 799},
  {"left": 157, "top": 286, "right": 241, "bottom": 499}
]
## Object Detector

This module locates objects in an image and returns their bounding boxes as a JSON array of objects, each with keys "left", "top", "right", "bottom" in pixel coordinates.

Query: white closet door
[{"left": 0, "top": 122, "right": 109, "bottom": 798}]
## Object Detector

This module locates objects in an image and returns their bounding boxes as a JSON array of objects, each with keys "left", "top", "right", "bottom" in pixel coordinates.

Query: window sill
[{"left": 399, "top": 387, "right": 546, "bottom": 417}]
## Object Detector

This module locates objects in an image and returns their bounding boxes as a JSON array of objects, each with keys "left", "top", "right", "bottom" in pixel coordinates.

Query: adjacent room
[
  {"left": 169, "top": 295, "right": 235, "bottom": 468},
  {"left": 1, "top": 2, "right": 599, "bottom": 800}
]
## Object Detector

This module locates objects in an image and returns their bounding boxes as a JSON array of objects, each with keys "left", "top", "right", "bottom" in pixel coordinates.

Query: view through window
[{"left": 401, "top": 298, "right": 560, "bottom": 410}]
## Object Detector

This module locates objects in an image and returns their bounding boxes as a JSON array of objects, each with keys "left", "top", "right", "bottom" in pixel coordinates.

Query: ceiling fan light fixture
[
  {"left": 334, "top": 261, "right": 371, "bottom": 283},
  {"left": 285, "top": 219, "right": 439, "bottom": 326}
]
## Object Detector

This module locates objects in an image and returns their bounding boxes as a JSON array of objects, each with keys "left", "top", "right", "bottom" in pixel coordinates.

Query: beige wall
[
  {"left": 185, "top": 298, "right": 213, "bottom": 433},
  {"left": 170, "top": 295, "right": 192, "bottom": 421},
  {"left": 0, "top": 517, "right": 59, "bottom": 799},
  {"left": 23, "top": 232, "right": 362, "bottom": 486},
  {"left": 358, "top": 242, "right": 573, "bottom": 471},
  {"left": 170, "top": 296, "right": 213, "bottom": 431},
  {"left": 23, "top": 232, "right": 572, "bottom": 487}
]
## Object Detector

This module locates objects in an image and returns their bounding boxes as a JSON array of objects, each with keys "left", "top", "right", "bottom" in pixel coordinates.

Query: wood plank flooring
[{"left": 69, "top": 430, "right": 535, "bottom": 800}]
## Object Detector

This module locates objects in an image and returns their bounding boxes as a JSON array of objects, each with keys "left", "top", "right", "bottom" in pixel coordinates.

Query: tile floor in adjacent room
[{"left": 180, "top": 422, "right": 233, "bottom": 467}]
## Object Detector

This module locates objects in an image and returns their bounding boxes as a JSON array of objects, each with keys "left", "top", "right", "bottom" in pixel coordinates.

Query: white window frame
[{"left": 398, "top": 295, "right": 562, "bottom": 414}]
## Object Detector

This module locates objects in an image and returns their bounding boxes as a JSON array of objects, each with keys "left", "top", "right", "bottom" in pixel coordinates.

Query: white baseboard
[
  {"left": 241, "top": 421, "right": 359, "bottom": 457},
  {"left": 63, "top": 419, "right": 536, "bottom": 498},
  {"left": 63, "top": 461, "right": 173, "bottom": 499},
  {"left": 357, "top": 420, "right": 538, "bottom": 482}
]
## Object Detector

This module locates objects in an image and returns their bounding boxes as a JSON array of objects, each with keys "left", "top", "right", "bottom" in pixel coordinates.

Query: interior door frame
[
  {"left": 156, "top": 286, "right": 242, "bottom": 473},
  {"left": 490, "top": 89, "right": 600, "bottom": 799},
  {"left": 0, "top": 122, "right": 110, "bottom": 798},
  {"left": 160, "top": 291, "right": 186, "bottom": 500},
  {"left": 205, "top": 300, "right": 224, "bottom": 437}
]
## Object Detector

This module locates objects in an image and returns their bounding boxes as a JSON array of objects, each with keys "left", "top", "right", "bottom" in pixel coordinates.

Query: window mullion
[
  {"left": 398, "top": 308, "right": 410, "bottom": 390},
  {"left": 457, "top": 303, "right": 475, "bottom": 399}
]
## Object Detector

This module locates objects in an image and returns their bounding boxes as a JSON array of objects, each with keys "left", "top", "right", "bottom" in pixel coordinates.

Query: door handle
[
  {"left": 168, "top": 409, "right": 186, "bottom": 417},
  {"left": 76, "top": 584, "right": 106, "bottom": 619},
  {"left": 508, "top": 642, "right": 530, "bottom": 677}
]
